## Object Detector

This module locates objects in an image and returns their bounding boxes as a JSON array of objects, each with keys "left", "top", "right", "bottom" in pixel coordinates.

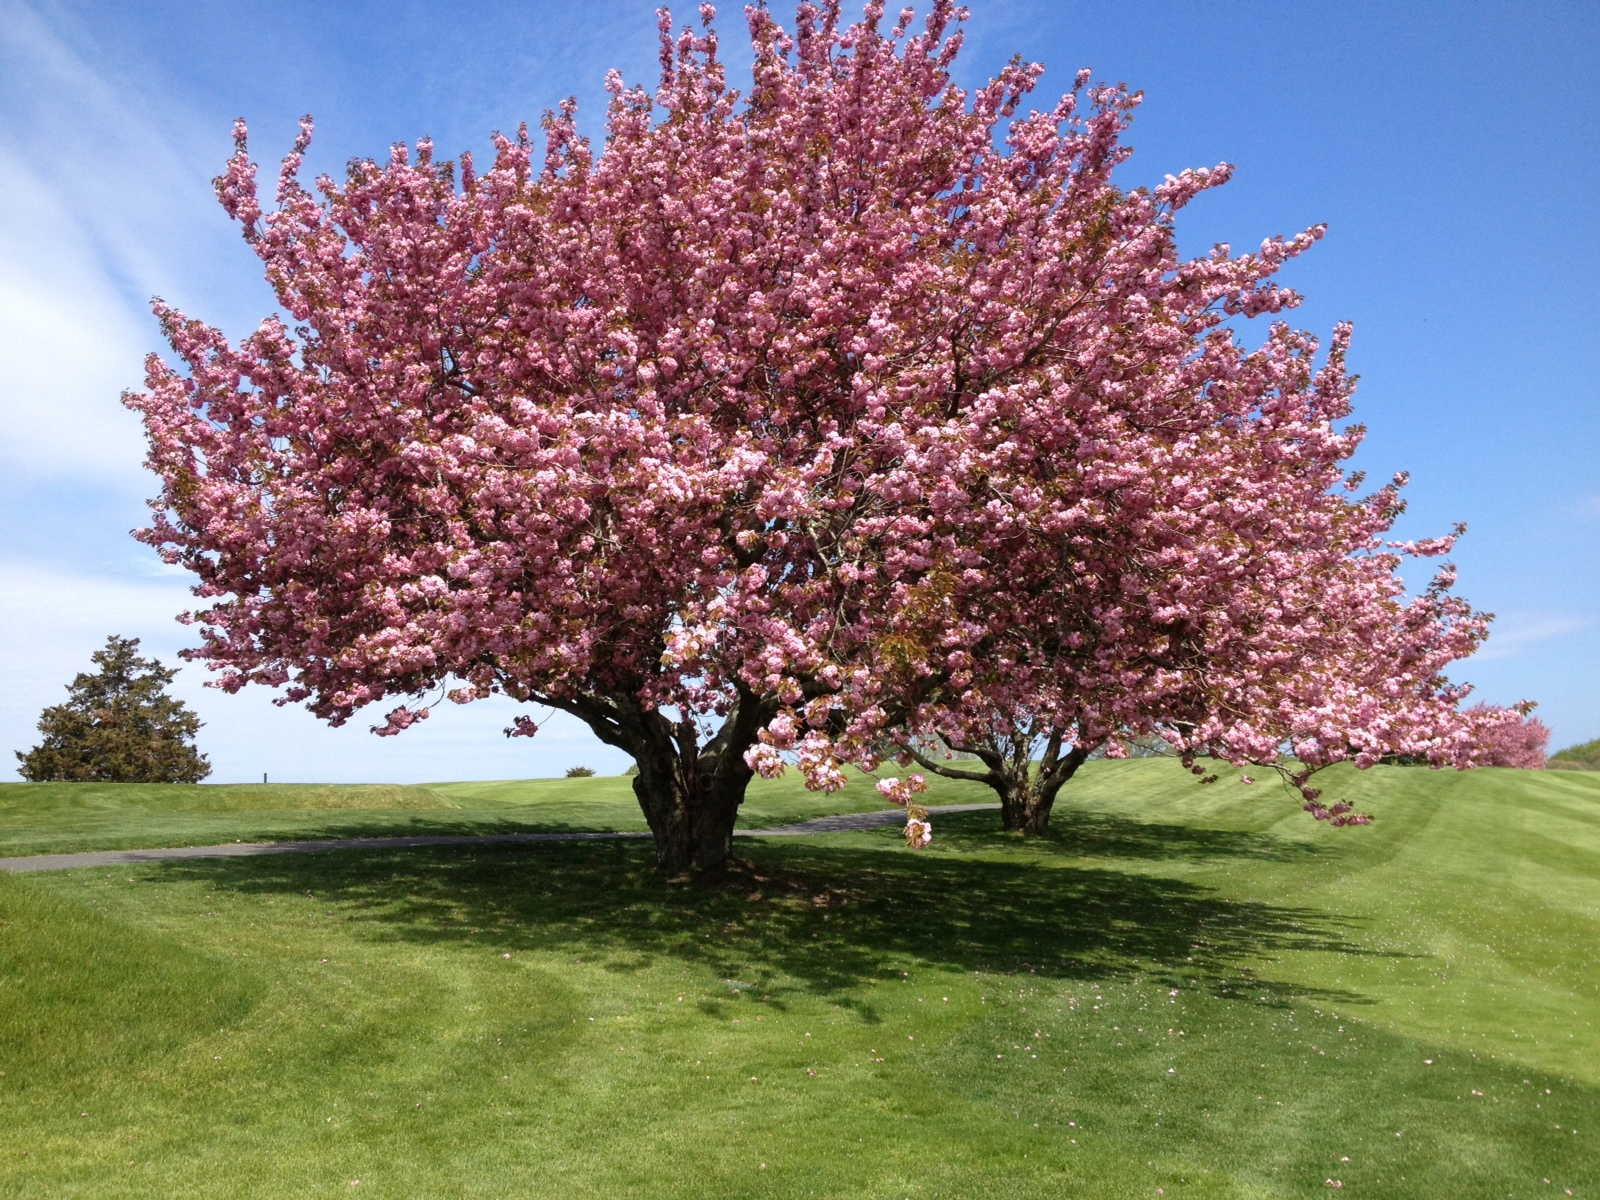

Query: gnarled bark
[
  {"left": 550, "top": 684, "right": 777, "bottom": 873},
  {"left": 910, "top": 729, "right": 1092, "bottom": 835}
]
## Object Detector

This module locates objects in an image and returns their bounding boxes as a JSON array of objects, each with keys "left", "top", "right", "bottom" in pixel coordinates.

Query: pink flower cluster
[
  {"left": 124, "top": 2, "right": 1507, "bottom": 861},
  {"left": 877, "top": 774, "right": 932, "bottom": 846},
  {"left": 874, "top": 774, "right": 928, "bottom": 807}
]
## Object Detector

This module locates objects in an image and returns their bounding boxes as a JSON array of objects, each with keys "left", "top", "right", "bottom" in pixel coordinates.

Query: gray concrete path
[{"left": 0, "top": 803, "right": 1000, "bottom": 873}]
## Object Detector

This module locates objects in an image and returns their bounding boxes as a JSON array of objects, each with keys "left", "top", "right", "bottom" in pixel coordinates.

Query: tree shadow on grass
[
  {"left": 156, "top": 822, "right": 1389, "bottom": 1013},
  {"left": 925, "top": 808, "right": 1324, "bottom": 865}
]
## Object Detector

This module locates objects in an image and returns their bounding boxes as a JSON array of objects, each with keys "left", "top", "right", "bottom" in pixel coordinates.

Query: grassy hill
[
  {"left": 1551, "top": 737, "right": 1600, "bottom": 771},
  {"left": 1, "top": 760, "right": 1595, "bottom": 1197},
  {"left": 0, "top": 768, "right": 991, "bottom": 859}
]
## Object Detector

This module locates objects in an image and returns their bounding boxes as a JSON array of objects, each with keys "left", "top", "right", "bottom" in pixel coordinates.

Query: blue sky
[{"left": 1, "top": 0, "right": 1595, "bottom": 783}]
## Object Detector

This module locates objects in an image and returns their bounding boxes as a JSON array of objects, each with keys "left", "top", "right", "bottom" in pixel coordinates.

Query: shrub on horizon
[{"left": 1549, "top": 738, "right": 1600, "bottom": 771}]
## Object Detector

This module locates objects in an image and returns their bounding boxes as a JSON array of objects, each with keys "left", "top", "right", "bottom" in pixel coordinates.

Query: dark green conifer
[{"left": 16, "top": 635, "right": 210, "bottom": 783}]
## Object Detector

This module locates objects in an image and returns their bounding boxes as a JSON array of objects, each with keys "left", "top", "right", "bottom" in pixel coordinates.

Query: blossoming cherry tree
[{"left": 128, "top": 1, "right": 1496, "bottom": 868}]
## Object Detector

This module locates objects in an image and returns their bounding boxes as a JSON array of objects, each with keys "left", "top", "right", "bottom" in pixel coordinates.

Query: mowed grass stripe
[
  {"left": 0, "top": 760, "right": 1595, "bottom": 1197},
  {"left": 0, "top": 768, "right": 988, "bottom": 859},
  {"left": 0, "top": 803, "right": 1002, "bottom": 873}
]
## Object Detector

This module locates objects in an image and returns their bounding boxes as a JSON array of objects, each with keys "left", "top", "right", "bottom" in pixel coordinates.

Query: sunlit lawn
[
  {"left": 1, "top": 760, "right": 1596, "bottom": 1197},
  {"left": 0, "top": 768, "right": 985, "bottom": 859}
]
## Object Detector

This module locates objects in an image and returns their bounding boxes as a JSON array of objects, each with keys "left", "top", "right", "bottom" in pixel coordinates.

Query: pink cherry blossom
[
  {"left": 126, "top": 2, "right": 1504, "bottom": 869},
  {"left": 903, "top": 818, "right": 933, "bottom": 849},
  {"left": 1465, "top": 703, "right": 1549, "bottom": 769},
  {"left": 875, "top": 774, "right": 928, "bottom": 807}
]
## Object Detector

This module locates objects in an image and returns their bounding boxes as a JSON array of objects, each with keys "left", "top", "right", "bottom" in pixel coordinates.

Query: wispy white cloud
[
  {"left": 0, "top": 0, "right": 253, "bottom": 487},
  {"left": 0, "top": 151, "right": 153, "bottom": 483},
  {"left": 0, "top": 0, "right": 226, "bottom": 291},
  {"left": 1476, "top": 612, "right": 1596, "bottom": 662}
]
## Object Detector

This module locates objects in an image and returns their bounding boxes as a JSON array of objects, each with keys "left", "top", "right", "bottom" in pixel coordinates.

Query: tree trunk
[
  {"left": 626, "top": 732, "right": 753, "bottom": 873},
  {"left": 630, "top": 745, "right": 695, "bottom": 873},
  {"left": 556, "top": 685, "right": 774, "bottom": 873},
  {"left": 996, "top": 763, "right": 1059, "bottom": 835},
  {"left": 912, "top": 730, "right": 1091, "bottom": 837}
]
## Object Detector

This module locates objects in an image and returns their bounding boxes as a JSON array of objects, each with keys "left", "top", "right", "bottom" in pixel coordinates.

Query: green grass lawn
[
  {"left": 0, "top": 768, "right": 989, "bottom": 859},
  {"left": 1, "top": 760, "right": 1596, "bottom": 1197}
]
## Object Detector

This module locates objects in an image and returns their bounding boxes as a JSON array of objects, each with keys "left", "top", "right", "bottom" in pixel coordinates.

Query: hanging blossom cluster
[
  {"left": 127, "top": 0, "right": 1504, "bottom": 864},
  {"left": 876, "top": 774, "right": 931, "bottom": 847}
]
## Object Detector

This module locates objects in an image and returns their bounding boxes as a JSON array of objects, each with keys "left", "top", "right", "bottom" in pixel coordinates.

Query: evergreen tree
[{"left": 16, "top": 636, "right": 210, "bottom": 783}]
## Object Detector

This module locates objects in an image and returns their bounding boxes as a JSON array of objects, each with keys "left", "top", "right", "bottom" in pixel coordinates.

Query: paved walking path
[{"left": 0, "top": 803, "right": 1000, "bottom": 874}]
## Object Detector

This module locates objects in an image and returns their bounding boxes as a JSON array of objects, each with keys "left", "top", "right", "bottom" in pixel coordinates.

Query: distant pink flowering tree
[
  {"left": 1466, "top": 704, "right": 1549, "bottom": 769},
  {"left": 880, "top": 447, "right": 1495, "bottom": 832},
  {"left": 128, "top": 1, "right": 1495, "bottom": 869}
]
